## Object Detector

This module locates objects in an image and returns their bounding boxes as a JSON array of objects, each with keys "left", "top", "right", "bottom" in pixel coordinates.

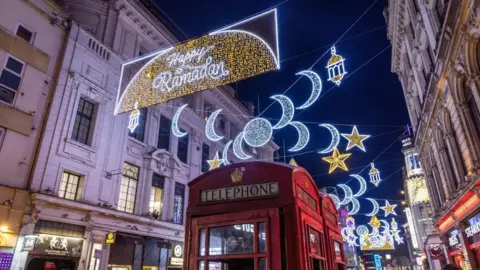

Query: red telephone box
[{"left": 184, "top": 161, "right": 345, "bottom": 270}]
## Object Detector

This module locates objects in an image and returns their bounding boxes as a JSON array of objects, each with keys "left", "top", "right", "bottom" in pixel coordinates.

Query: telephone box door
[{"left": 188, "top": 208, "right": 281, "bottom": 270}]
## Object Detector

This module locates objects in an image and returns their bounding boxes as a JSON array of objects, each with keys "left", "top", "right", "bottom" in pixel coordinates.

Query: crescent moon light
[
  {"left": 222, "top": 141, "right": 233, "bottom": 165},
  {"left": 233, "top": 132, "right": 252, "bottom": 160},
  {"left": 270, "top": 95, "right": 294, "bottom": 129},
  {"left": 328, "top": 193, "right": 341, "bottom": 209},
  {"left": 380, "top": 220, "right": 390, "bottom": 231},
  {"left": 288, "top": 121, "right": 310, "bottom": 152},
  {"left": 172, "top": 104, "right": 188, "bottom": 137},
  {"left": 365, "top": 198, "right": 380, "bottom": 217},
  {"left": 348, "top": 197, "right": 360, "bottom": 215},
  {"left": 296, "top": 70, "right": 323, "bottom": 109},
  {"left": 337, "top": 184, "right": 353, "bottom": 205},
  {"left": 350, "top": 174, "right": 367, "bottom": 197},
  {"left": 318, "top": 124, "right": 340, "bottom": 154},
  {"left": 243, "top": 118, "right": 273, "bottom": 147},
  {"left": 205, "top": 109, "right": 224, "bottom": 141}
]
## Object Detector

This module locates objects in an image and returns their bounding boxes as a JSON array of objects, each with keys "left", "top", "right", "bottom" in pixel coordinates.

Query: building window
[
  {"left": 204, "top": 103, "right": 213, "bottom": 120},
  {"left": 34, "top": 220, "right": 85, "bottom": 238},
  {"left": 218, "top": 118, "right": 226, "bottom": 134},
  {"left": 173, "top": 182, "right": 185, "bottom": 224},
  {"left": 59, "top": 172, "right": 83, "bottom": 201},
  {"left": 129, "top": 108, "right": 147, "bottom": 142},
  {"left": 16, "top": 25, "right": 34, "bottom": 43},
  {"left": 466, "top": 87, "right": 480, "bottom": 135},
  {"left": 177, "top": 133, "right": 189, "bottom": 163},
  {"left": 149, "top": 174, "right": 164, "bottom": 219},
  {"left": 157, "top": 116, "right": 171, "bottom": 150},
  {"left": 72, "top": 97, "right": 96, "bottom": 145},
  {"left": 201, "top": 143, "right": 210, "bottom": 172},
  {"left": 0, "top": 56, "right": 24, "bottom": 104},
  {"left": 0, "top": 127, "right": 5, "bottom": 150},
  {"left": 118, "top": 163, "right": 139, "bottom": 214}
]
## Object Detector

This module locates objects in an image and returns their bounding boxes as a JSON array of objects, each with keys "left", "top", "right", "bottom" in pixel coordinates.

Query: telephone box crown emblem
[{"left": 231, "top": 167, "right": 245, "bottom": 183}]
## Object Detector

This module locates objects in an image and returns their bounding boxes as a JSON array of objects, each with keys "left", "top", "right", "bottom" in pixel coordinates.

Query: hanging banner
[{"left": 115, "top": 9, "right": 280, "bottom": 115}]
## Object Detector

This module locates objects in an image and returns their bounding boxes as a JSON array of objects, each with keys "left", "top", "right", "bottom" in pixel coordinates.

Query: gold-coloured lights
[{"left": 116, "top": 32, "right": 279, "bottom": 114}]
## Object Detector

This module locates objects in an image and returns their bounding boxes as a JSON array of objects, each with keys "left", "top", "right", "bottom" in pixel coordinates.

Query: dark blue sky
[{"left": 153, "top": 0, "right": 411, "bottom": 254}]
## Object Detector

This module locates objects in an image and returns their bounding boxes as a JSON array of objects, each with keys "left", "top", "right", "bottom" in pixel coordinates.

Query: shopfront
[
  {"left": 107, "top": 232, "right": 183, "bottom": 270},
  {"left": 446, "top": 229, "right": 466, "bottom": 268},
  {"left": 184, "top": 161, "right": 345, "bottom": 270},
  {"left": 464, "top": 212, "right": 480, "bottom": 266},
  {"left": 22, "top": 220, "right": 85, "bottom": 270}
]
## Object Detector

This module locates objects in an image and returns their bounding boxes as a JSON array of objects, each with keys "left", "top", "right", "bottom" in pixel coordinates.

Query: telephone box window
[
  {"left": 199, "top": 229, "right": 206, "bottom": 256},
  {"left": 209, "top": 224, "right": 254, "bottom": 255},
  {"left": 258, "top": 222, "right": 266, "bottom": 252}
]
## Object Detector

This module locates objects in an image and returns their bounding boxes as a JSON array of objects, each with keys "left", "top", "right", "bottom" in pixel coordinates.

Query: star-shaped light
[
  {"left": 341, "top": 126, "right": 370, "bottom": 152},
  {"left": 391, "top": 228, "right": 400, "bottom": 237},
  {"left": 289, "top": 158, "right": 298, "bottom": 167},
  {"left": 381, "top": 201, "right": 398, "bottom": 217},
  {"left": 322, "top": 147, "right": 352, "bottom": 173},
  {"left": 207, "top": 152, "right": 224, "bottom": 171},
  {"left": 395, "top": 237, "right": 404, "bottom": 244}
]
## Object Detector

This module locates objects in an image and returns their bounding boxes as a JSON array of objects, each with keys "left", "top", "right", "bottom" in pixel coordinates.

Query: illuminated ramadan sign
[{"left": 115, "top": 9, "right": 280, "bottom": 115}]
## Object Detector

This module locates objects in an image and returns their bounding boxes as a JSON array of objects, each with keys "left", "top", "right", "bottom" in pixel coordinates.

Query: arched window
[{"left": 466, "top": 86, "right": 480, "bottom": 135}]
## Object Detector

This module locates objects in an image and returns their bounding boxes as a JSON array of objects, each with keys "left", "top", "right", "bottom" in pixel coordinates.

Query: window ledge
[
  {"left": 128, "top": 136, "right": 148, "bottom": 148},
  {"left": 65, "top": 138, "right": 96, "bottom": 153}
]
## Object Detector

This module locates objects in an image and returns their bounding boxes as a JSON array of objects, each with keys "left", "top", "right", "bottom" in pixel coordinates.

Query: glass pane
[
  {"left": 208, "top": 224, "right": 254, "bottom": 255},
  {"left": 259, "top": 258, "right": 266, "bottom": 270},
  {"left": 312, "top": 258, "right": 324, "bottom": 270},
  {"left": 0, "top": 85, "right": 15, "bottom": 104},
  {"left": 0, "top": 70, "right": 21, "bottom": 90},
  {"left": 309, "top": 227, "right": 321, "bottom": 256},
  {"left": 208, "top": 259, "right": 254, "bottom": 269},
  {"left": 198, "top": 261, "right": 204, "bottom": 270},
  {"left": 199, "top": 229, "right": 206, "bottom": 256},
  {"left": 16, "top": 26, "right": 33, "bottom": 43},
  {"left": 258, "top": 223, "right": 266, "bottom": 252},
  {"left": 6, "top": 57, "right": 23, "bottom": 74}
]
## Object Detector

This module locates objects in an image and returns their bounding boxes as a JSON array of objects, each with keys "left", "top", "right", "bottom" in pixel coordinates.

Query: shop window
[
  {"left": 201, "top": 143, "right": 210, "bottom": 172},
  {"left": 177, "top": 133, "right": 189, "bottom": 163},
  {"left": 34, "top": 219, "right": 85, "bottom": 238},
  {"left": 129, "top": 107, "right": 147, "bottom": 142},
  {"left": 16, "top": 25, "right": 34, "bottom": 43},
  {"left": 59, "top": 171, "right": 83, "bottom": 201},
  {"left": 88, "top": 243, "right": 102, "bottom": 270},
  {"left": 117, "top": 163, "right": 139, "bottom": 214},
  {"left": 157, "top": 115, "right": 171, "bottom": 150},
  {"left": 149, "top": 174, "right": 164, "bottom": 219},
  {"left": 173, "top": 182, "right": 185, "bottom": 224},
  {"left": 0, "top": 55, "right": 25, "bottom": 104},
  {"left": 72, "top": 97, "right": 96, "bottom": 145}
]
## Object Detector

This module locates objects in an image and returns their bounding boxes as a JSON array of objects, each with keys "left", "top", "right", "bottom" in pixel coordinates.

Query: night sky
[{"left": 153, "top": 0, "right": 411, "bottom": 257}]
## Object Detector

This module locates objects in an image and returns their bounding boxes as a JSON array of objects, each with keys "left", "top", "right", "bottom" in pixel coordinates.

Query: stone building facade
[
  {"left": 5, "top": 1, "right": 277, "bottom": 270},
  {"left": 0, "top": 0, "right": 67, "bottom": 268},
  {"left": 386, "top": 0, "right": 480, "bottom": 268}
]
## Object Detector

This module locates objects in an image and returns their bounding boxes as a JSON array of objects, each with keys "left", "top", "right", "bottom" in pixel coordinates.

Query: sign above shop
[
  {"left": 169, "top": 242, "right": 184, "bottom": 266},
  {"left": 106, "top": 232, "right": 115, "bottom": 244},
  {"left": 115, "top": 9, "right": 280, "bottom": 115},
  {"left": 22, "top": 234, "right": 83, "bottom": 257},
  {"left": 200, "top": 182, "right": 279, "bottom": 203}
]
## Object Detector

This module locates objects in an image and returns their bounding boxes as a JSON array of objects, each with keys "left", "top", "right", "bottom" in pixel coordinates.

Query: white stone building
[
  {"left": 11, "top": 1, "right": 277, "bottom": 270},
  {"left": 386, "top": 0, "right": 480, "bottom": 268},
  {"left": 0, "top": 0, "right": 67, "bottom": 267}
]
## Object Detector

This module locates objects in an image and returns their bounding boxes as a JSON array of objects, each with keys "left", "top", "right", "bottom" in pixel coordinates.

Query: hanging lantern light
[
  {"left": 369, "top": 163, "right": 381, "bottom": 187},
  {"left": 326, "top": 46, "right": 347, "bottom": 85},
  {"left": 128, "top": 102, "right": 140, "bottom": 133}
]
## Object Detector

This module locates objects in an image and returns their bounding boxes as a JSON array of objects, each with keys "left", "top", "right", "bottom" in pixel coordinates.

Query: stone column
[
  {"left": 438, "top": 146, "right": 458, "bottom": 196},
  {"left": 445, "top": 132, "right": 465, "bottom": 187}
]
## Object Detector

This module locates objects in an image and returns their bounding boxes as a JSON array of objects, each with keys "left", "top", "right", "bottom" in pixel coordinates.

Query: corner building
[
  {"left": 0, "top": 0, "right": 67, "bottom": 269},
  {"left": 386, "top": 0, "right": 480, "bottom": 268},
  {"left": 15, "top": 1, "right": 277, "bottom": 270}
]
